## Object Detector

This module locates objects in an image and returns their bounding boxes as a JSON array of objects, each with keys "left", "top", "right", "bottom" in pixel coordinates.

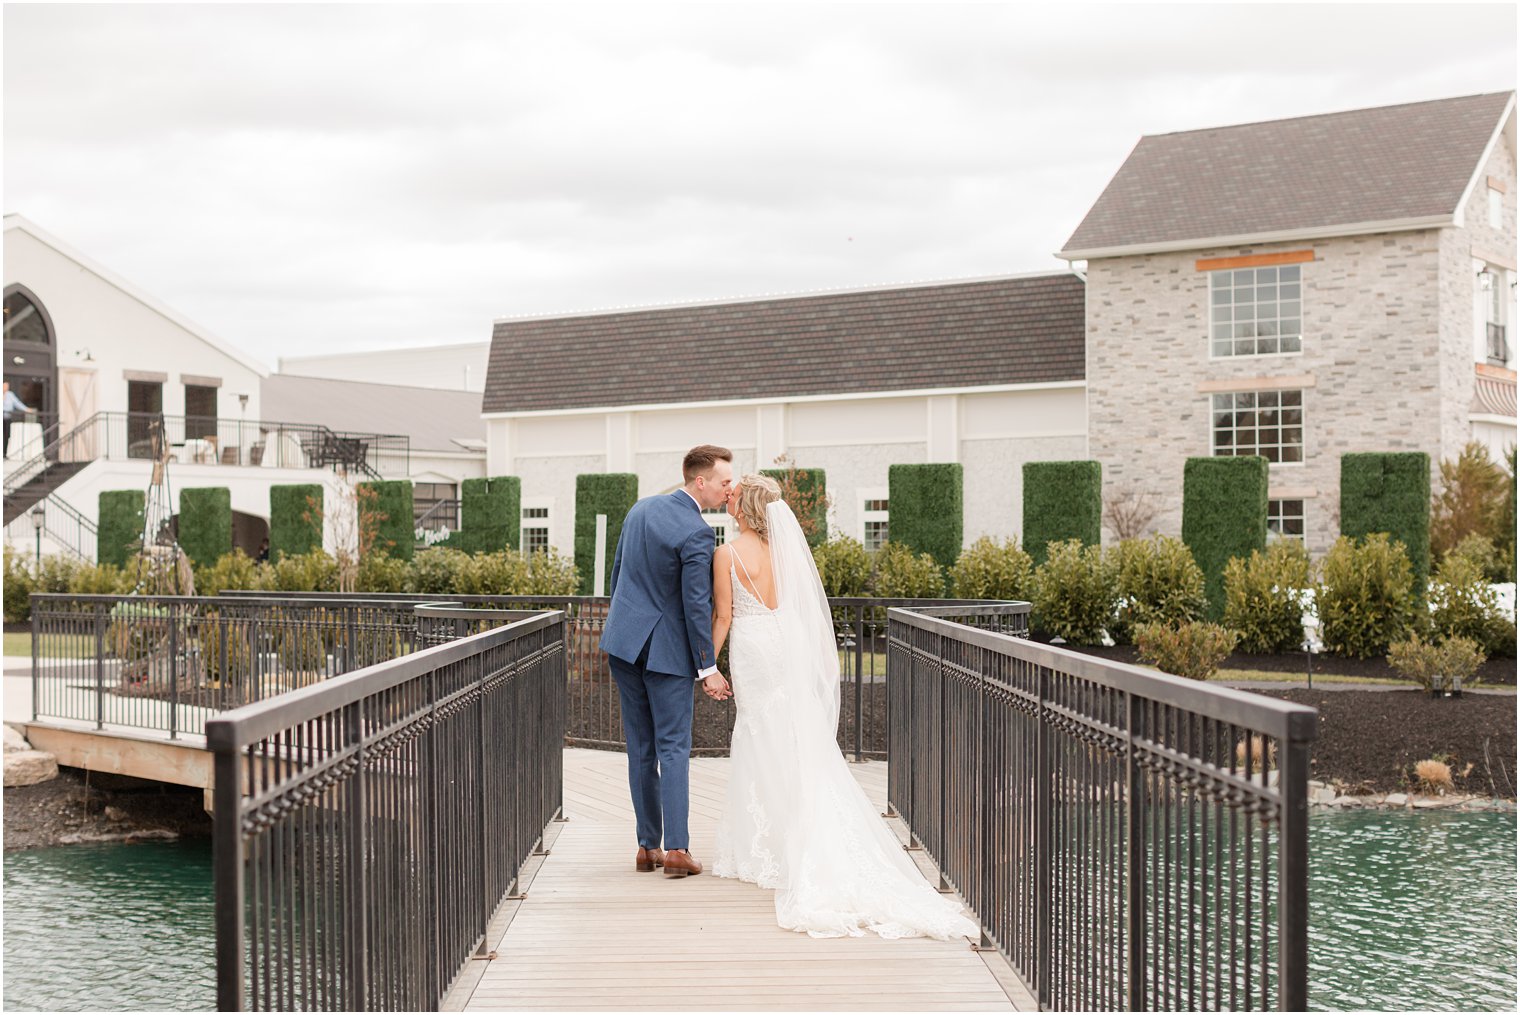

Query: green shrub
[
  {"left": 575, "top": 474, "right": 639, "bottom": 595},
  {"left": 1222, "top": 540, "right": 1313, "bottom": 654},
  {"left": 1388, "top": 635, "right": 1487, "bottom": 691},
  {"left": 1431, "top": 443, "right": 1510, "bottom": 578},
  {"left": 260, "top": 549, "right": 339, "bottom": 592},
  {"left": 67, "top": 562, "right": 132, "bottom": 595},
  {"left": 950, "top": 537, "right": 1033, "bottom": 601},
  {"left": 1340, "top": 451, "right": 1431, "bottom": 596},
  {"left": 1427, "top": 549, "right": 1502, "bottom": 646},
  {"left": 357, "top": 480, "right": 415, "bottom": 562},
  {"left": 1181, "top": 456, "right": 1268, "bottom": 619},
  {"left": 406, "top": 547, "right": 469, "bottom": 595},
  {"left": 760, "top": 463, "right": 829, "bottom": 548},
  {"left": 813, "top": 537, "right": 871, "bottom": 598},
  {"left": 3, "top": 547, "right": 33, "bottom": 622},
  {"left": 1501, "top": 448, "right": 1517, "bottom": 582},
  {"left": 1108, "top": 536, "right": 1208, "bottom": 645},
  {"left": 1136, "top": 621, "right": 1239, "bottom": 680},
  {"left": 1316, "top": 534, "right": 1417, "bottom": 658},
  {"left": 456, "top": 550, "right": 530, "bottom": 596},
  {"left": 269, "top": 484, "right": 323, "bottom": 559},
  {"left": 177, "top": 487, "right": 232, "bottom": 569},
  {"left": 522, "top": 550, "right": 581, "bottom": 596},
  {"left": 97, "top": 489, "right": 145, "bottom": 567},
  {"left": 1031, "top": 538, "right": 1117, "bottom": 645},
  {"left": 196, "top": 549, "right": 262, "bottom": 594},
  {"left": 200, "top": 617, "right": 253, "bottom": 686},
  {"left": 1022, "top": 460, "right": 1101, "bottom": 567},
  {"left": 459, "top": 476, "right": 520, "bottom": 554},
  {"left": 887, "top": 463, "right": 963, "bottom": 570},
  {"left": 871, "top": 542, "right": 946, "bottom": 599},
  {"left": 1482, "top": 614, "right": 1517, "bottom": 659},
  {"left": 276, "top": 623, "right": 329, "bottom": 675},
  {"left": 356, "top": 553, "right": 409, "bottom": 594},
  {"left": 33, "top": 554, "right": 82, "bottom": 594}
]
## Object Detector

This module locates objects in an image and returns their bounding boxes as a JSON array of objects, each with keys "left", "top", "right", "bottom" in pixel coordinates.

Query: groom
[{"left": 600, "top": 444, "right": 734, "bottom": 878}]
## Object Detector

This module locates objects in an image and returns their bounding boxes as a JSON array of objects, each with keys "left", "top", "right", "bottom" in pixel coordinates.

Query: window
[
  {"left": 702, "top": 507, "right": 730, "bottom": 547},
  {"left": 1490, "top": 189, "right": 1504, "bottom": 230},
  {"left": 126, "top": 379, "right": 163, "bottom": 459},
  {"left": 1211, "top": 390, "right": 1303, "bottom": 463},
  {"left": 184, "top": 384, "right": 218, "bottom": 440},
  {"left": 1209, "top": 265, "right": 1302, "bottom": 357},
  {"left": 1482, "top": 269, "right": 1509, "bottom": 363},
  {"left": 413, "top": 483, "right": 458, "bottom": 531},
  {"left": 861, "top": 495, "right": 889, "bottom": 551},
  {"left": 521, "top": 504, "right": 551, "bottom": 555},
  {"left": 1268, "top": 499, "right": 1305, "bottom": 541}
]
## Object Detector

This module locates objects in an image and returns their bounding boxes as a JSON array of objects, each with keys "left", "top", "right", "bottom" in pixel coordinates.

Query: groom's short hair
[{"left": 682, "top": 444, "right": 732, "bottom": 482}]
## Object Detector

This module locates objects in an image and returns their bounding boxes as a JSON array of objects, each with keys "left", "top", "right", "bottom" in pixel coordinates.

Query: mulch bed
[
  {"left": 1048, "top": 640, "right": 1517, "bottom": 685},
  {"left": 3, "top": 767, "right": 211, "bottom": 851}
]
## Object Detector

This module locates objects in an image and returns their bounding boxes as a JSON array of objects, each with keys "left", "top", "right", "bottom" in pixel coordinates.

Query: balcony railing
[{"left": 1487, "top": 322, "right": 1509, "bottom": 364}]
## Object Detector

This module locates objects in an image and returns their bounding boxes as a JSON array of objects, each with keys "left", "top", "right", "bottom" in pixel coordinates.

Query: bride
[{"left": 708, "top": 474, "right": 979, "bottom": 941}]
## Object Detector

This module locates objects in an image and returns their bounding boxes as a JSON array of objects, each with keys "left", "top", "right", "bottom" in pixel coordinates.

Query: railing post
[
  {"left": 344, "top": 702, "right": 368, "bottom": 1011},
  {"left": 1126, "top": 691, "right": 1146, "bottom": 1011},
  {"left": 95, "top": 605, "right": 106, "bottom": 730},
  {"left": 30, "top": 601, "right": 40, "bottom": 723},
  {"left": 1278, "top": 721, "right": 1313, "bottom": 1011},
  {"left": 853, "top": 607, "right": 865, "bottom": 763},
  {"left": 213, "top": 744, "right": 245, "bottom": 1012},
  {"left": 168, "top": 603, "right": 180, "bottom": 740},
  {"left": 1035, "top": 663, "right": 1051, "bottom": 1008}
]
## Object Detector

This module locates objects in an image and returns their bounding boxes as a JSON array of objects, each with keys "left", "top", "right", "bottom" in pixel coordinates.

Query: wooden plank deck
[{"left": 447, "top": 748, "right": 1034, "bottom": 1012}]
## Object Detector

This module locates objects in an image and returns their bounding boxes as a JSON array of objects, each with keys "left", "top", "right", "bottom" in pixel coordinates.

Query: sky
[{"left": 4, "top": 3, "right": 1515, "bottom": 368}]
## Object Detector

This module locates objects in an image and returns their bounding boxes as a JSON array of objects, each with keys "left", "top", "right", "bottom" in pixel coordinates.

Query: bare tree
[
  {"left": 302, "top": 467, "right": 390, "bottom": 593},
  {"left": 1103, "top": 488, "right": 1160, "bottom": 541}
]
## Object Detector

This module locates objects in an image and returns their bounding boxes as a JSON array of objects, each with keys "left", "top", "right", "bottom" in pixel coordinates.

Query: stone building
[{"left": 1060, "top": 92, "right": 1517, "bottom": 555}]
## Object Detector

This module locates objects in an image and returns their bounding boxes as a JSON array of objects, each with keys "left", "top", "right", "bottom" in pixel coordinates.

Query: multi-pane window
[
  {"left": 184, "top": 384, "right": 218, "bottom": 440},
  {"left": 414, "top": 483, "right": 458, "bottom": 530},
  {"left": 521, "top": 505, "right": 550, "bottom": 555},
  {"left": 862, "top": 497, "right": 889, "bottom": 551},
  {"left": 1212, "top": 390, "right": 1303, "bottom": 463},
  {"left": 702, "top": 507, "right": 729, "bottom": 546},
  {"left": 1210, "top": 265, "right": 1302, "bottom": 357},
  {"left": 1268, "top": 499, "right": 1305, "bottom": 541}
]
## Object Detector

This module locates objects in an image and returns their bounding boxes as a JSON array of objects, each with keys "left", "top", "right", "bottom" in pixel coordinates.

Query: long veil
[{"left": 765, "top": 500, "right": 840, "bottom": 734}]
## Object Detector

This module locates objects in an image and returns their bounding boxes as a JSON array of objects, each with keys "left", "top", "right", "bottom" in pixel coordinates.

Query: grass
[
  {"left": 1209, "top": 667, "right": 1409, "bottom": 688},
  {"left": 3, "top": 631, "right": 94, "bottom": 660}
]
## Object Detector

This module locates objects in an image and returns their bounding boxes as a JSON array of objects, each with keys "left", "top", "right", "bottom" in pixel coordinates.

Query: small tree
[
  {"left": 1103, "top": 487, "right": 1160, "bottom": 542},
  {"left": 302, "top": 468, "right": 391, "bottom": 594},
  {"left": 763, "top": 455, "right": 831, "bottom": 547},
  {"left": 1431, "top": 442, "right": 1509, "bottom": 570}
]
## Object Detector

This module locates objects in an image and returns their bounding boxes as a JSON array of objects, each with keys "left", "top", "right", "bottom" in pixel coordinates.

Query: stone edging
[{"left": 1308, "top": 779, "right": 1516, "bottom": 812}]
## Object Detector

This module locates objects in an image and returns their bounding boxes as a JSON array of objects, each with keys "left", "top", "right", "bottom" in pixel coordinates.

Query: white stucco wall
[{"left": 279, "top": 343, "right": 491, "bottom": 392}]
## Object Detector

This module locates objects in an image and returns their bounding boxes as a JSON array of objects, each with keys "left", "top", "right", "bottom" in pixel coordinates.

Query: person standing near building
[{"left": 3, "top": 381, "right": 32, "bottom": 456}]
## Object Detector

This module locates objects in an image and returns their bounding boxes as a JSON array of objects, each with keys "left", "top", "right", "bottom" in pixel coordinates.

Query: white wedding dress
[{"left": 712, "top": 502, "right": 980, "bottom": 941}]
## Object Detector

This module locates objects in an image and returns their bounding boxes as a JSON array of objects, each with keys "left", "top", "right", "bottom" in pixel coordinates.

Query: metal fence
[
  {"left": 886, "top": 604, "right": 1315, "bottom": 1011},
  {"left": 208, "top": 606, "right": 566, "bottom": 1011}
]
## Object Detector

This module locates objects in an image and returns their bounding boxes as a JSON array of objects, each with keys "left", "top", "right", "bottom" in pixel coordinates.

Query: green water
[{"left": 3, "top": 812, "right": 1515, "bottom": 1011}]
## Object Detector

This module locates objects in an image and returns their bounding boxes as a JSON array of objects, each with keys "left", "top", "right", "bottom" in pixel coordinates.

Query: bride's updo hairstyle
[{"left": 735, "top": 474, "right": 783, "bottom": 540}]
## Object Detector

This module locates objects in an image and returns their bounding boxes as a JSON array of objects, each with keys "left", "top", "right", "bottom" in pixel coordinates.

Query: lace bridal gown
[{"left": 712, "top": 503, "right": 979, "bottom": 941}]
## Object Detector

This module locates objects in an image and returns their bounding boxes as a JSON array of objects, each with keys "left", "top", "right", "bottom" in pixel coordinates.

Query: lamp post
[
  {"left": 30, "top": 505, "right": 44, "bottom": 572},
  {"left": 237, "top": 393, "right": 249, "bottom": 466}
]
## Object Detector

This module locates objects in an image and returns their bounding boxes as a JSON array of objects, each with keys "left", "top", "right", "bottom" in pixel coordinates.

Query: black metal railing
[
  {"left": 886, "top": 604, "right": 1314, "bottom": 1011},
  {"left": 208, "top": 606, "right": 566, "bottom": 1011},
  {"left": 24, "top": 492, "right": 98, "bottom": 561},
  {"left": 3, "top": 411, "right": 410, "bottom": 498},
  {"left": 1488, "top": 322, "right": 1510, "bottom": 363},
  {"left": 3, "top": 409, "right": 61, "bottom": 462}
]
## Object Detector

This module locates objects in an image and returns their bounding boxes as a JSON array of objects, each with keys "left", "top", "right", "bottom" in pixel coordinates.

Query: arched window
[{"left": 3, "top": 289, "right": 52, "bottom": 346}]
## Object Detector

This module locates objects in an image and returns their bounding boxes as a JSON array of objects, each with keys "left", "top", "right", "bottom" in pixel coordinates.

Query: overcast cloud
[{"left": 4, "top": 3, "right": 1514, "bottom": 367}]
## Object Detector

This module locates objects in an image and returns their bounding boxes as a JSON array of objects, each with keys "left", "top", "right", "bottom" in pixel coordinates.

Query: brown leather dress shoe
[
  {"left": 635, "top": 846, "right": 665, "bottom": 872},
  {"left": 662, "top": 849, "right": 703, "bottom": 878}
]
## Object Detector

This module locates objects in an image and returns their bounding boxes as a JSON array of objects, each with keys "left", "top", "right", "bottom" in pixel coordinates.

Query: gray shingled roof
[
  {"left": 482, "top": 274, "right": 1086, "bottom": 414},
  {"left": 261, "top": 374, "right": 485, "bottom": 451},
  {"left": 1060, "top": 92, "right": 1515, "bottom": 258}
]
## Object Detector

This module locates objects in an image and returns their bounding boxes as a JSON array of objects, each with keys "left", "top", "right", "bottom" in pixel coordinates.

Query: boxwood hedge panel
[
  {"left": 358, "top": 480, "right": 415, "bottom": 561},
  {"left": 178, "top": 487, "right": 233, "bottom": 569},
  {"left": 1022, "top": 460, "right": 1101, "bottom": 566},
  {"left": 461, "top": 475, "right": 521, "bottom": 554},
  {"left": 1340, "top": 451, "right": 1431, "bottom": 594},
  {"left": 1182, "top": 456, "right": 1268, "bottom": 619},
  {"left": 887, "top": 463, "right": 964, "bottom": 568},
  {"left": 576, "top": 474, "right": 640, "bottom": 594},
  {"left": 269, "top": 483, "right": 323, "bottom": 559},
  {"left": 97, "top": 489, "right": 145, "bottom": 567}
]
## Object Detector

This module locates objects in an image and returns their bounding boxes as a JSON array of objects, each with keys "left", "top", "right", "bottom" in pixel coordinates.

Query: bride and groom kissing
[{"left": 598, "top": 444, "right": 978, "bottom": 940}]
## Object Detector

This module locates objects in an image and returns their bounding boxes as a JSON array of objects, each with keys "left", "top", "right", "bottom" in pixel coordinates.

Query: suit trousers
[{"left": 607, "top": 643, "right": 695, "bottom": 851}]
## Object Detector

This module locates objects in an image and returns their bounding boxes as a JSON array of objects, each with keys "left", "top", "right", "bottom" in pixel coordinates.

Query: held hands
[{"left": 703, "top": 671, "right": 732, "bottom": 701}]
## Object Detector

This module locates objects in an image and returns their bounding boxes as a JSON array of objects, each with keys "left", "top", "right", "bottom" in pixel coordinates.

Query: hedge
[
  {"left": 460, "top": 475, "right": 521, "bottom": 554},
  {"left": 887, "top": 463, "right": 963, "bottom": 569},
  {"left": 575, "top": 473, "right": 639, "bottom": 594},
  {"left": 178, "top": 487, "right": 233, "bottom": 569},
  {"left": 760, "top": 466, "right": 828, "bottom": 547},
  {"left": 1022, "top": 460, "right": 1101, "bottom": 566},
  {"left": 358, "top": 479, "right": 415, "bottom": 561},
  {"left": 1340, "top": 451, "right": 1431, "bottom": 595},
  {"left": 269, "top": 484, "right": 323, "bottom": 559},
  {"left": 97, "top": 489, "right": 145, "bottom": 567},
  {"left": 1181, "top": 456, "right": 1268, "bottom": 619}
]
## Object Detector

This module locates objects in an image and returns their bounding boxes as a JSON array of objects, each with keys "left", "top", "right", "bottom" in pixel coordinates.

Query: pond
[{"left": 3, "top": 811, "right": 1515, "bottom": 1011}]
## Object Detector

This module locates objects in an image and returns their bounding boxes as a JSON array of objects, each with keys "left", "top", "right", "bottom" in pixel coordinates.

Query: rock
[
  {"left": 3, "top": 724, "right": 29, "bottom": 753},
  {"left": 1384, "top": 793, "right": 1409, "bottom": 807},
  {"left": 57, "top": 828, "right": 178, "bottom": 846},
  {"left": 104, "top": 806, "right": 128, "bottom": 823},
  {"left": 4, "top": 749, "right": 59, "bottom": 787},
  {"left": 1310, "top": 785, "right": 1338, "bottom": 806}
]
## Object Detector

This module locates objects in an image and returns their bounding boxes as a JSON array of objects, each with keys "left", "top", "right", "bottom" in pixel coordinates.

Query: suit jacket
[{"left": 599, "top": 490, "right": 718, "bottom": 678}]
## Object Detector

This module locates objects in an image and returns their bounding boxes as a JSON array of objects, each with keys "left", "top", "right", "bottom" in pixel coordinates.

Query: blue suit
[{"left": 598, "top": 490, "right": 717, "bottom": 850}]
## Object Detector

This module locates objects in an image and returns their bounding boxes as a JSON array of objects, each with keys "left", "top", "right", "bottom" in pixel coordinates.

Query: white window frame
[
  {"left": 1206, "top": 264, "right": 1304, "bottom": 360},
  {"left": 859, "top": 487, "right": 889, "bottom": 550},
  {"left": 702, "top": 507, "right": 731, "bottom": 546},
  {"left": 1479, "top": 266, "right": 1511, "bottom": 365},
  {"left": 1267, "top": 498, "right": 1306, "bottom": 542},
  {"left": 1209, "top": 389, "right": 1306, "bottom": 467},
  {"left": 520, "top": 498, "right": 554, "bottom": 556},
  {"left": 1489, "top": 188, "right": 1504, "bottom": 230}
]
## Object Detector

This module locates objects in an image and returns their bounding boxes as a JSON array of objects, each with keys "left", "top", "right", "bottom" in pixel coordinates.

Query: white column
[
  {"left": 486, "top": 418, "right": 515, "bottom": 476},
  {"left": 593, "top": 514, "right": 609, "bottom": 596},
  {"left": 607, "top": 412, "right": 634, "bottom": 472},
  {"left": 926, "top": 394, "right": 960, "bottom": 463},
  {"left": 755, "top": 403, "right": 787, "bottom": 469}
]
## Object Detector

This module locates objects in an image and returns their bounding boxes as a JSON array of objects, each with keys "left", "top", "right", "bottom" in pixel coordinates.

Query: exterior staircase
[{"left": 3, "top": 460, "right": 89, "bottom": 526}]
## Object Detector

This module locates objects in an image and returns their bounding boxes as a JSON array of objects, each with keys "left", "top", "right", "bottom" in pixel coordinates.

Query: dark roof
[
  {"left": 483, "top": 274, "right": 1085, "bottom": 413},
  {"left": 1060, "top": 92, "right": 1515, "bottom": 258},
  {"left": 261, "top": 374, "right": 485, "bottom": 452}
]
